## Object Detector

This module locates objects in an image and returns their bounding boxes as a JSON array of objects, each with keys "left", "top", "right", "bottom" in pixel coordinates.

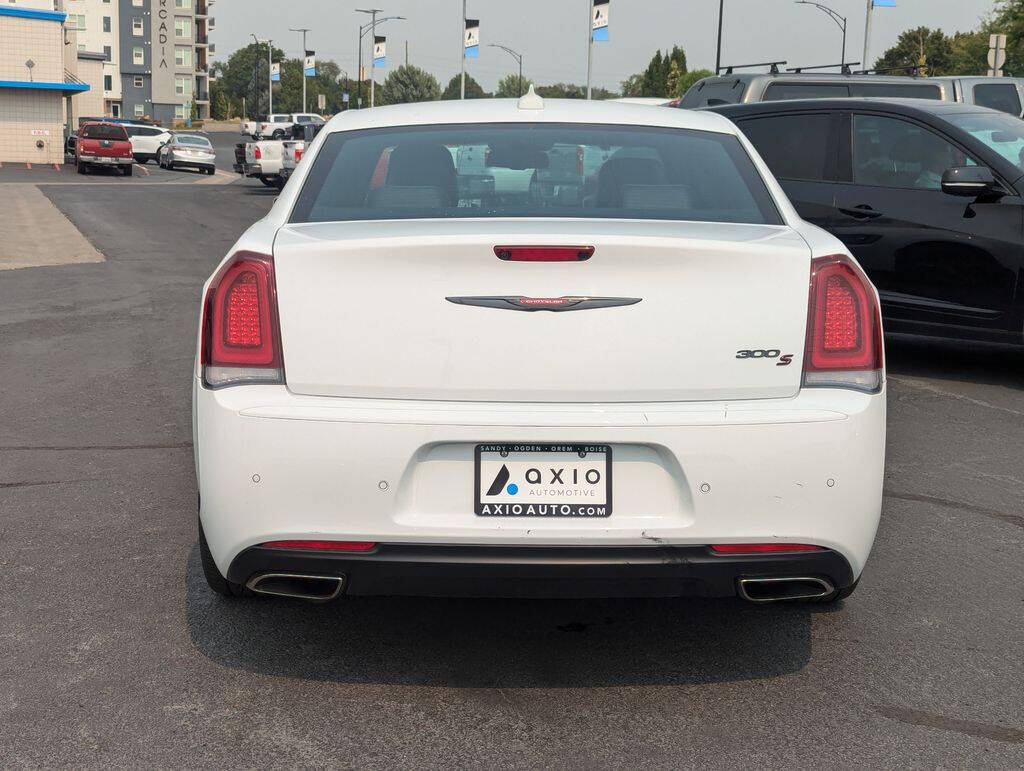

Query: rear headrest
[
  {"left": 366, "top": 185, "right": 448, "bottom": 211},
  {"left": 385, "top": 143, "right": 457, "bottom": 204},
  {"left": 597, "top": 157, "right": 668, "bottom": 207}
]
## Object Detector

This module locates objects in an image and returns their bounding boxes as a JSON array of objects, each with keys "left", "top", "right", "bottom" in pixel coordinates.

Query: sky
[{"left": 213, "top": 0, "right": 999, "bottom": 92}]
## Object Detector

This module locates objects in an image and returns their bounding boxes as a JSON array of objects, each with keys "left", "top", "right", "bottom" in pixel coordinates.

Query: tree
[
  {"left": 212, "top": 42, "right": 286, "bottom": 118},
  {"left": 989, "top": 0, "right": 1024, "bottom": 75},
  {"left": 642, "top": 50, "right": 665, "bottom": 96},
  {"left": 949, "top": 30, "right": 988, "bottom": 76},
  {"left": 534, "top": 83, "right": 616, "bottom": 99},
  {"left": 442, "top": 73, "right": 487, "bottom": 100},
  {"left": 673, "top": 68, "right": 713, "bottom": 99},
  {"left": 495, "top": 73, "right": 530, "bottom": 97},
  {"left": 620, "top": 73, "right": 643, "bottom": 97},
  {"left": 379, "top": 64, "right": 441, "bottom": 105},
  {"left": 873, "top": 26, "right": 955, "bottom": 75},
  {"left": 637, "top": 45, "right": 688, "bottom": 97}
]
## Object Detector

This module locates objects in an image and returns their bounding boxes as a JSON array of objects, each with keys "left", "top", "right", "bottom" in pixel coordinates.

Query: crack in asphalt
[
  {"left": 874, "top": 704, "right": 1024, "bottom": 744},
  {"left": 0, "top": 479, "right": 91, "bottom": 489},
  {"left": 884, "top": 490, "right": 1024, "bottom": 530}
]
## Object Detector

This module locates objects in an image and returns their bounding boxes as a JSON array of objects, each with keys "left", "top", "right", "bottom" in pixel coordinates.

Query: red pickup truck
[{"left": 76, "top": 122, "right": 135, "bottom": 176}]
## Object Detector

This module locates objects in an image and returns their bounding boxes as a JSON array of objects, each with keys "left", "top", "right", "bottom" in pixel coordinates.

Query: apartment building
[
  {"left": 0, "top": 1, "right": 90, "bottom": 163},
  {"left": 63, "top": 0, "right": 122, "bottom": 116},
  {"left": 118, "top": 0, "right": 211, "bottom": 124}
]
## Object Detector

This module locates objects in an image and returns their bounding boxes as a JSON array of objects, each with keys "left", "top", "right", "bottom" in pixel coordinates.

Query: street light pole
[
  {"left": 460, "top": 0, "right": 467, "bottom": 99},
  {"left": 586, "top": 0, "right": 593, "bottom": 99},
  {"left": 862, "top": 0, "right": 873, "bottom": 71},
  {"left": 795, "top": 1, "right": 847, "bottom": 67},
  {"left": 715, "top": 0, "right": 724, "bottom": 74},
  {"left": 356, "top": 9, "right": 382, "bottom": 107},
  {"left": 356, "top": 13, "right": 403, "bottom": 108},
  {"left": 290, "top": 27, "right": 311, "bottom": 112},
  {"left": 267, "top": 39, "right": 273, "bottom": 115},
  {"left": 488, "top": 44, "right": 523, "bottom": 97}
]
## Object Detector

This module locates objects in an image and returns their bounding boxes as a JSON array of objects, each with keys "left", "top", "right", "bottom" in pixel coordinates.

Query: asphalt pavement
[{"left": 0, "top": 147, "right": 1022, "bottom": 767}]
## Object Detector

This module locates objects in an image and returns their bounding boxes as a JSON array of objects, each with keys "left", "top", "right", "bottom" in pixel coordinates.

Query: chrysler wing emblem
[{"left": 446, "top": 296, "right": 642, "bottom": 312}]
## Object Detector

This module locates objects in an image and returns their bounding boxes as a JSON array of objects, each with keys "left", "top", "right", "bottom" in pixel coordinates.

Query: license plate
[
  {"left": 475, "top": 443, "right": 612, "bottom": 517},
  {"left": 98, "top": 157, "right": 113, "bottom": 163}
]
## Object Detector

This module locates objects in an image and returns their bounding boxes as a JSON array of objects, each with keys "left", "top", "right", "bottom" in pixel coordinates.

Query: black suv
[{"left": 708, "top": 98, "right": 1024, "bottom": 346}]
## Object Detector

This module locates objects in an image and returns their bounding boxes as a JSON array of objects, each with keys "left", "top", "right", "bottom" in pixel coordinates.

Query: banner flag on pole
[
  {"left": 304, "top": 51, "right": 316, "bottom": 77},
  {"left": 592, "top": 0, "right": 609, "bottom": 42},
  {"left": 270, "top": 62, "right": 280, "bottom": 82},
  {"left": 373, "top": 35, "right": 387, "bottom": 68},
  {"left": 465, "top": 19, "right": 480, "bottom": 58},
  {"left": 872, "top": 0, "right": 896, "bottom": 6}
]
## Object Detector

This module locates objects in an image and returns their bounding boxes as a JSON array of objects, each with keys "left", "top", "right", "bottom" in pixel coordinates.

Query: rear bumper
[
  {"left": 227, "top": 543, "right": 854, "bottom": 598},
  {"left": 196, "top": 383, "right": 886, "bottom": 583},
  {"left": 78, "top": 155, "right": 132, "bottom": 164}
]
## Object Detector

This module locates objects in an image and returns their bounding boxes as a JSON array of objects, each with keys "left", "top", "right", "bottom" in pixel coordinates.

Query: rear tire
[
  {"left": 206, "top": 167, "right": 215, "bottom": 175},
  {"left": 123, "top": 164, "right": 133, "bottom": 176},
  {"left": 272, "top": 129, "right": 285, "bottom": 140},
  {"left": 258, "top": 175, "right": 276, "bottom": 187},
  {"left": 199, "top": 515, "right": 245, "bottom": 598},
  {"left": 77, "top": 161, "right": 87, "bottom": 175}
]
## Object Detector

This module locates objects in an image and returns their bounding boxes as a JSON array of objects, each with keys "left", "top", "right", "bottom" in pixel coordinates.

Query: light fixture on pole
[
  {"left": 715, "top": 0, "right": 724, "bottom": 74},
  {"left": 461, "top": 4, "right": 480, "bottom": 99},
  {"left": 356, "top": 9, "right": 404, "bottom": 108},
  {"left": 795, "top": 1, "right": 848, "bottom": 68},
  {"left": 587, "top": 0, "right": 609, "bottom": 99},
  {"left": 289, "top": 27, "right": 311, "bottom": 112},
  {"left": 488, "top": 43, "right": 523, "bottom": 97},
  {"left": 862, "top": 0, "right": 896, "bottom": 72}
]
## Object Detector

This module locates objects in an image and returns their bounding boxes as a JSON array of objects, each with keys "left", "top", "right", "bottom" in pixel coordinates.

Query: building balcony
[{"left": 195, "top": 0, "right": 213, "bottom": 17}]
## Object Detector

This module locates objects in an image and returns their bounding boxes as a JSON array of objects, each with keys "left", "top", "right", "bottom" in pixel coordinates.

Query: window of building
[
  {"left": 104, "top": 75, "right": 112, "bottom": 91},
  {"left": 78, "top": 44, "right": 86, "bottom": 51},
  {"left": 175, "top": 46, "right": 192, "bottom": 68},
  {"left": 133, "top": 46, "right": 145, "bottom": 65},
  {"left": 175, "top": 104, "right": 188, "bottom": 120},
  {"left": 133, "top": 0, "right": 144, "bottom": 6},
  {"left": 135, "top": 103, "right": 145, "bottom": 117},
  {"left": 175, "top": 76, "right": 191, "bottom": 96},
  {"left": 132, "top": 17, "right": 143, "bottom": 36},
  {"left": 175, "top": 0, "right": 193, "bottom": 8},
  {"left": 134, "top": 76, "right": 144, "bottom": 88},
  {"left": 103, "top": 45, "right": 111, "bottom": 61},
  {"left": 66, "top": 14, "right": 86, "bottom": 30},
  {"left": 174, "top": 17, "right": 192, "bottom": 38},
  {"left": 102, "top": 16, "right": 111, "bottom": 32},
  {"left": 111, "top": 103, "right": 121, "bottom": 118}
]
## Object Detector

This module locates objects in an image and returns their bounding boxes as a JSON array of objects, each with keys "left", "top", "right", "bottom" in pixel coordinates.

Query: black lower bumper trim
[{"left": 226, "top": 544, "right": 855, "bottom": 599}]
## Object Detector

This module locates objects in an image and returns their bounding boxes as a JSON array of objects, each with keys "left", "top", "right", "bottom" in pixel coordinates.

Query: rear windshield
[
  {"left": 680, "top": 79, "right": 747, "bottom": 108},
  {"left": 290, "top": 123, "right": 782, "bottom": 225},
  {"left": 176, "top": 135, "right": 211, "bottom": 146},
  {"left": 81, "top": 125, "right": 128, "bottom": 140}
]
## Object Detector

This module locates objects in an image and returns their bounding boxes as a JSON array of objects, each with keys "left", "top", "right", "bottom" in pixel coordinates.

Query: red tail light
[
  {"left": 802, "top": 254, "right": 883, "bottom": 393},
  {"left": 253, "top": 145, "right": 262, "bottom": 160},
  {"left": 262, "top": 540, "right": 377, "bottom": 552},
  {"left": 201, "top": 251, "right": 283, "bottom": 388},
  {"left": 294, "top": 147, "right": 303, "bottom": 162},
  {"left": 711, "top": 543, "right": 823, "bottom": 554},
  {"left": 494, "top": 246, "right": 594, "bottom": 262}
]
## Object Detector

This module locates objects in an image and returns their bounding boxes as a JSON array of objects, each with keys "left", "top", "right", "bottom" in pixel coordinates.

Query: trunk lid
[
  {"left": 273, "top": 219, "right": 811, "bottom": 402},
  {"left": 80, "top": 137, "right": 131, "bottom": 158}
]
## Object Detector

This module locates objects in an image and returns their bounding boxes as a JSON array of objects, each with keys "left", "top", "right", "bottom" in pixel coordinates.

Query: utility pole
[
  {"left": 251, "top": 33, "right": 261, "bottom": 116},
  {"left": 862, "top": 0, "right": 873, "bottom": 72},
  {"left": 586, "top": 0, "right": 593, "bottom": 99},
  {"left": 267, "top": 39, "right": 273, "bottom": 115},
  {"left": 290, "top": 27, "right": 311, "bottom": 112},
  {"left": 357, "top": 9, "right": 381, "bottom": 107},
  {"left": 461, "top": 0, "right": 467, "bottom": 99},
  {"left": 715, "top": 0, "right": 724, "bottom": 74}
]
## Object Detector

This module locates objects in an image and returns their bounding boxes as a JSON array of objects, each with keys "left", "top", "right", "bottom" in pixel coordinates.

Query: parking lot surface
[{"left": 0, "top": 135, "right": 1022, "bottom": 767}]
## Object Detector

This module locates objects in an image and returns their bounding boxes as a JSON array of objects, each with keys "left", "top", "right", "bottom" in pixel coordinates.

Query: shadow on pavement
[
  {"left": 185, "top": 546, "right": 817, "bottom": 688},
  {"left": 885, "top": 334, "right": 1024, "bottom": 391}
]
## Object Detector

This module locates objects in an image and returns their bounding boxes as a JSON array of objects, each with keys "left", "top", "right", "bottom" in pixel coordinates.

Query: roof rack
[
  {"left": 786, "top": 61, "right": 862, "bottom": 75},
  {"left": 853, "top": 65, "right": 921, "bottom": 77},
  {"left": 718, "top": 61, "right": 787, "bottom": 75}
]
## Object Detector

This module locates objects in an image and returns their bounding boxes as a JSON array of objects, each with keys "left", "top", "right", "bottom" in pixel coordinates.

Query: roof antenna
[{"left": 517, "top": 84, "right": 544, "bottom": 110}]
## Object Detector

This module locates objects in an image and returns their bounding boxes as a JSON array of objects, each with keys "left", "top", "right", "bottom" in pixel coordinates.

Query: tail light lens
[
  {"left": 494, "top": 246, "right": 594, "bottom": 262},
  {"left": 253, "top": 145, "right": 262, "bottom": 160},
  {"left": 201, "top": 251, "right": 283, "bottom": 388},
  {"left": 711, "top": 543, "right": 823, "bottom": 554},
  {"left": 802, "top": 254, "right": 883, "bottom": 393},
  {"left": 294, "top": 147, "right": 303, "bottom": 162}
]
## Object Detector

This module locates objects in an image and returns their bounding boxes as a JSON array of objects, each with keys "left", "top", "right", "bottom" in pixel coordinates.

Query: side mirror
[{"left": 941, "top": 166, "right": 999, "bottom": 198}]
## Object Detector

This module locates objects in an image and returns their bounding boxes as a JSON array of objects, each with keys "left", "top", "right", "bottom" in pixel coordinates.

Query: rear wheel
[
  {"left": 258, "top": 175, "right": 276, "bottom": 187},
  {"left": 272, "top": 129, "right": 285, "bottom": 140},
  {"left": 123, "top": 164, "right": 133, "bottom": 176},
  {"left": 206, "top": 167, "right": 215, "bottom": 175},
  {"left": 77, "top": 161, "right": 87, "bottom": 175},
  {"left": 198, "top": 514, "right": 245, "bottom": 598}
]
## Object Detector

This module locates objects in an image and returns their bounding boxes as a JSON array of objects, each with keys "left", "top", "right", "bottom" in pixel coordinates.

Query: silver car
[{"left": 157, "top": 133, "right": 216, "bottom": 175}]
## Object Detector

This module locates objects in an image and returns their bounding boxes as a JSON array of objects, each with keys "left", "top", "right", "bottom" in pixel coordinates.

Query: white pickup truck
[
  {"left": 256, "top": 113, "right": 325, "bottom": 140},
  {"left": 240, "top": 119, "right": 259, "bottom": 139},
  {"left": 232, "top": 139, "right": 285, "bottom": 187},
  {"left": 279, "top": 139, "right": 306, "bottom": 186}
]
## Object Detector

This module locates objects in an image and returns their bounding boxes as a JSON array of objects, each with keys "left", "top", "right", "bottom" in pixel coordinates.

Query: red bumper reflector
[
  {"left": 494, "top": 245, "right": 594, "bottom": 262},
  {"left": 710, "top": 543, "right": 823, "bottom": 554},
  {"left": 262, "top": 540, "right": 377, "bottom": 552}
]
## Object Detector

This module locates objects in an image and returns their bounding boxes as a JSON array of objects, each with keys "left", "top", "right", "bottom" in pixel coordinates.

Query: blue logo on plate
[{"left": 507, "top": 483, "right": 519, "bottom": 495}]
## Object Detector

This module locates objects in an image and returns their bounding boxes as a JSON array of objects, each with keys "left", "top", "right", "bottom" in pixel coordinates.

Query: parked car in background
[
  {"left": 195, "top": 96, "right": 885, "bottom": 606},
  {"left": 256, "top": 113, "right": 325, "bottom": 140},
  {"left": 680, "top": 72, "right": 949, "bottom": 108},
  {"left": 123, "top": 123, "right": 171, "bottom": 164},
  {"left": 278, "top": 139, "right": 305, "bottom": 187},
  {"left": 234, "top": 138, "right": 285, "bottom": 186},
  {"left": 75, "top": 122, "right": 134, "bottom": 176},
  {"left": 928, "top": 76, "right": 1024, "bottom": 117},
  {"left": 709, "top": 98, "right": 1024, "bottom": 346},
  {"left": 156, "top": 133, "right": 217, "bottom": 174},
  {"left": 610, "top": 97, "right": 673, "bottom": 106},
  {"left": 241, "top": 119, "right": 259, "bottom": 139}
]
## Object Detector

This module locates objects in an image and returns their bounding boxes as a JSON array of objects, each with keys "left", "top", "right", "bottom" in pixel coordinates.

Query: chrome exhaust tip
[
  {"left": 737, "top": 576, "right": 835, "bottom": 603},
  {"left": 246, "top": 573, "right": 345, "bottom": 602}
]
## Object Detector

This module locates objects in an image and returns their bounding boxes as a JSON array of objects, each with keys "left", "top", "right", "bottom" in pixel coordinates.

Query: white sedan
[{"left": 194, "top": 89, "right": 885, "bottom": 604}]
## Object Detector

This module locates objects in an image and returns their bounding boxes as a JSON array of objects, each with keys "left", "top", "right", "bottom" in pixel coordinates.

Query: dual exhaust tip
[
  {"left": 737, "top": 576, "right": 835, "bottom": 603},
  {"left": 246, "top": 572, "right": 345, "bottom": 602},
  {"left": 246, "top": 572, "right": 836, "bottom": 604}
]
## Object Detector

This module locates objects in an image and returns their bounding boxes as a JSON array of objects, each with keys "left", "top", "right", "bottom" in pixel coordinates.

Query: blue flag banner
[
  {"left": 465, "top": 18, "right": 479, "bottom": 58},
  {"left": 304, "top": 54, "right": 316, "bottom": 77},
  {"left": 373, "top": 35, "right": 387, "bottom": 68},
  {"left": 270, "top": 62, "right": 280, "bottom": 82},
  {"left": 872, "top": 0, "right": 896, "bottom": 6},
  {"left": 592, "top": 0, "right": 609, "bottom": 42}
]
